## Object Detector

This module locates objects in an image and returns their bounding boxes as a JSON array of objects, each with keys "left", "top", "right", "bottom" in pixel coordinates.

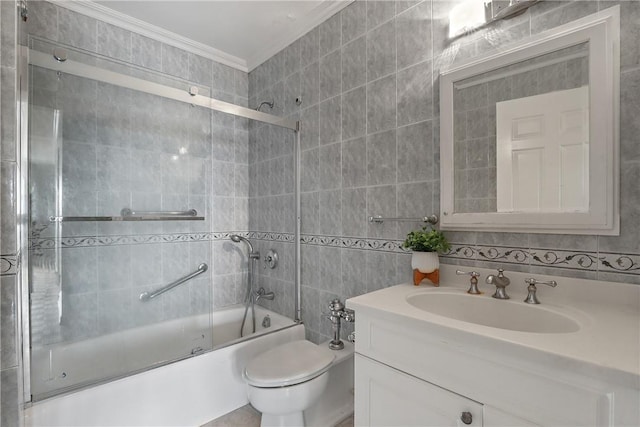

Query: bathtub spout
[{"left": 254, "top": 287, "right": 275, "bottom": 303}]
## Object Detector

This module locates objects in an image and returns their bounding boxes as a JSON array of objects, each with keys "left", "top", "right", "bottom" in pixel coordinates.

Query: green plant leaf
[{"left": 402, "top": 227, "right": 451, "bottom": 253}]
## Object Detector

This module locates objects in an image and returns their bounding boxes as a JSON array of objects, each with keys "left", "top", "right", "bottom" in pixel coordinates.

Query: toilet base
[{"left": 261, "top": 411, "right": 304, "bottom": 427}]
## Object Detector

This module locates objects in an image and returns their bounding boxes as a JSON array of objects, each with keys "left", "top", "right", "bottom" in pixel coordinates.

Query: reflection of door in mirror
[
  {"left": 496, "top": 86, "right": 589, "bottom": 213},
  {"left": 452, "top": 42, "right": 589, "bottom": 214}
]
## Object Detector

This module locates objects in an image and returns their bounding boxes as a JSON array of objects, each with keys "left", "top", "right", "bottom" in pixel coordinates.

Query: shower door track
[{"left": 28, "top": 48, "right": 299, "bottom": 132}]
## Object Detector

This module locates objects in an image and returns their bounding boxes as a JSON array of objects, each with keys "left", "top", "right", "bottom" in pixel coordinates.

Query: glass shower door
[{"left": 27, "top": 40, "right": 215, "bottom": 400}]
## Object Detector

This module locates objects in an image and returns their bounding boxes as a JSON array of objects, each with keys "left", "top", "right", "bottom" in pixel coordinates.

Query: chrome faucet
[
  {"left": 486, "top": 268, "right": 510, "bottom": 299},
  {"left": 524, "top": 278, "right": 557, "bottom": 304},
  {"left": 456, "top": 270, "right": 481, "bottom": 294}
]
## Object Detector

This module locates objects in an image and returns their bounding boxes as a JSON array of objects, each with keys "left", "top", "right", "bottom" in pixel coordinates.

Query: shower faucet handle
[{"left": 263, "top": 250, "right": 278, "bottom": 269}]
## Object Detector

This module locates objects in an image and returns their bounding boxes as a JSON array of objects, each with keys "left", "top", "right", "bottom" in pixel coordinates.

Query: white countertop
[{"left": 347, "top": 265, "right": 640, "bottom": 386}]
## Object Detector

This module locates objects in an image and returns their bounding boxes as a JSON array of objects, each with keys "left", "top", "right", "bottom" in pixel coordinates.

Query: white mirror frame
[{"left": 440, "top": 6, "right": 619, "bottom": 235}]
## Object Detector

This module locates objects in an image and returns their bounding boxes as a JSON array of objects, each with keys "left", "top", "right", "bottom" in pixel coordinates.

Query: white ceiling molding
[
  {"left": 52, "top": 0, "right": 354, "bottom": 73},
  {"left": 52, "top": 0, "right": 249, "bottom": 71},
  {"left": 245, "top": 0, "right": 353, "bottom": 70}
]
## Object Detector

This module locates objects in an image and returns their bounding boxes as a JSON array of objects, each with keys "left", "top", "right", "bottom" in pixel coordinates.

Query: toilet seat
[{"left": 244, "top": 340, "right": 335, "bottom": 388}]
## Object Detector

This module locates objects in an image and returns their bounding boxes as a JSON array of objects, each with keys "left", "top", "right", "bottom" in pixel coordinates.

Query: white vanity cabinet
[
  {"left": 348, "top": 270, "right": 640, "bottom": 427},
  {"left": 355, "top": 352, "right": 542, "bottom": 427},
  {"left": 355, "top": 354, "right": 483, "bottom": 426}
]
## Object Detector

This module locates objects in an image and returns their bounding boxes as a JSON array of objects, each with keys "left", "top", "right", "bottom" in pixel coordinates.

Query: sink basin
[{"left": 406, "top": 292, "right": 580, "bottom": 333}]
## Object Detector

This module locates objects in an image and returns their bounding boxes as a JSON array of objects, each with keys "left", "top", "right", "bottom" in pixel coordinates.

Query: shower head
[
  {"left": 230, "top": 234, "right": 257, "bottom": 256},
  {"left": 255, "top": 101, "right": 274, "bottom": 112}
]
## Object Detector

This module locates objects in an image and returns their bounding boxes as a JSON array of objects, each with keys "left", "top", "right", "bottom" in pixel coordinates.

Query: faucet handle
[
  {"left": 456, "top": 270, "right": 480, "bottom": 278},
  {"left": 456, "top": 270, "right": 481, "bottom": 295},
  {"left": 329, "top": 298, "right": 345, "bottom": 313},
  {"left": 525, "top": 278, "right": 557, "bottom": 287},
  {"left": 524, "top": 278, "right": 557, "bottom": 304},
  {"left": 341, "top": 309, "right": 355, "bottom": 322}
]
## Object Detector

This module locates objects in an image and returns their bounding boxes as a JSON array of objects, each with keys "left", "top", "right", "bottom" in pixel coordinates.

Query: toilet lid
[{"left": 244, "top": 340, "right": 335, "bottom": 387}]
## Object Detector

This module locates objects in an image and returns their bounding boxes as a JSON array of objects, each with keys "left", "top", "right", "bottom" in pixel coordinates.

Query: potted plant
[{"left": 402, "top": 227, "right": 450, "bottom": 286}]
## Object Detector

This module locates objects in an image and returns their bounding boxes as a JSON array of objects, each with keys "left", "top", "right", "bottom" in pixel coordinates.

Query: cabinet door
[
  {"left": 484, "top": 405, "right": 541, "bottom": 427},
  {"left": 355, "top": 354, "right": 482, "bottom": 427}
]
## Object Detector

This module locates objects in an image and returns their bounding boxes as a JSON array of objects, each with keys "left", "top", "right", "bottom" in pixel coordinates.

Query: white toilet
[{"left": 244, "top": 340, "right": 336, "bottom": 427}]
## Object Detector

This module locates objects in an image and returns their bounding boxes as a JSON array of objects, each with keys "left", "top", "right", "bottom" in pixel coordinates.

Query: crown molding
[
  {"left": 245, "top": 0, "right": 353, "bottom": 71},
  {"left": 52, "top": 0, "right": 249, "bottom": 72}
]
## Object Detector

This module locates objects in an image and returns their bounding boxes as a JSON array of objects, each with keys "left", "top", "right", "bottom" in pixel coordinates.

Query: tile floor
[{"left": 201, "top": 405, "right": 354, "bottom": 427}]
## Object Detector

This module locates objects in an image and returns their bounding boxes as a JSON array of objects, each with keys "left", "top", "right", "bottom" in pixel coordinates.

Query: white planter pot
[
  {"left": 411, "top": 252, "right": 440, "bottom": 286},
  {"left": 410, "top": 252, "right": 439, "bottom": 273}
]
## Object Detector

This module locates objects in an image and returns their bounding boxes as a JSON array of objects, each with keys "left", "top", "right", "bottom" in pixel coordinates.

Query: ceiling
[{"left": 89, "top": 1, "right": 352, "bottom": 71}]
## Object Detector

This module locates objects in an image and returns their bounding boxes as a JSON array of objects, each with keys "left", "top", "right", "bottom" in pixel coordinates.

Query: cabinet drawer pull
[{"left": 460, "top": 411, "right": 473, "bottom": 425}]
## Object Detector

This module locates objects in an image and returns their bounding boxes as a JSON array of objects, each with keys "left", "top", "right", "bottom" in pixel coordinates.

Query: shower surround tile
[
  {"left": 342, "top": 36, "right": 366, "bottom": 93},
  {"left": 367, "top": 1, "right": 396, "bottom": 30},
  {"left": 58, "top": 8, "right": 97, "bottom": 52},
  {"left": 366, "top": 75, "right": 397, "bottom": 134},
  {"left": 341, "top": 1, "right": 366, "bottom": 45},
  {"left": 319, "top": 13, "right": 342, "bottom": 56},
  {"left": 1, "top": 67, "right": 16, "bottom": 161},
  {"left": 319, "top": 143, "right": 342, "bottom": 190},
  {"left": 97, "top": 22, "right": 132, "bottom": 63},
  {"left": 319, "top": 96, "right": 342, "bottom": 145},
  {"left": 342, "top": 86, "right": 366, "bottom": 141},
  {"left": 1, "top": 368, "right": 20, "bottom": 426},
  {"left": 1, "top": 275, "right": 18, "bottom": 369},
  {"left": 397, "top": 60, "right": 433, "bottom": 127},
  {"left": 132, "top": 34, "right": 163, "bottom": 72},
  {"left": 397, "top": 120, "right": 434, "bottom": 183},
  {"left": 300, "top": 105, "right": 320, "bottom": 151},
  {"left": 0, "top": 162, "right": 17, "bottom": 255},
  {"left": 320, "top": 49, "right": 342, "bottom": 101},
  {"left": 366, "top": 129, "right": 397, "bottom": 186},
  {"left": 300, "top": 27, "right": 320, "bottom": 69},
  {"left": 396, "top": 1, "right": 433, "bottom": 69},
  {"left": 366, "top": 19, "right": 396, "bottom": 82},
  {"left": 301, "top": 62, "right": 320, "bottom": 109}
]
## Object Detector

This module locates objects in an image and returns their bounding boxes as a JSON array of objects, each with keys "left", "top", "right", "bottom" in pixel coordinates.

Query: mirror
[{"left": 440, "top": 7, "right": 619, "bottom": 235}]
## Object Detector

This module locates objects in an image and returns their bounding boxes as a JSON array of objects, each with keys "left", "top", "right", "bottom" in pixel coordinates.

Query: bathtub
[{"left": 25, "top": 305, "right": 303, "bottom": 426}]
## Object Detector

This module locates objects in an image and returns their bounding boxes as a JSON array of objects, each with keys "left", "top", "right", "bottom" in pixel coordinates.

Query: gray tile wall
[
  {"left": 1, "top": 0, "right": 23, "bottom": 424},
  {"left": 248, "top": 0, "right": 640, "bottom": 344}
]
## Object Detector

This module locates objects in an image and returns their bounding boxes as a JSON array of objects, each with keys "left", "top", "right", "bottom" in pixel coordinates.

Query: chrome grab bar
[
  {"left": 121, "top": 208, "right": 197, "bottom": 217},
  {"left": 368, "top": 214, "right": 438, "bottom": 225},
  {"left": 139, "top": 263, "right": 208, "bottom": 302},
  {"left": 49, "top": 208, "right": 202, "bottom": 222}
]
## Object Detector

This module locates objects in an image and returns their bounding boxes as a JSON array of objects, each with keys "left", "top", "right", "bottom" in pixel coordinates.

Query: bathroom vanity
[{"left": 346, "top": 265, "right": 640, "bottom": 426}]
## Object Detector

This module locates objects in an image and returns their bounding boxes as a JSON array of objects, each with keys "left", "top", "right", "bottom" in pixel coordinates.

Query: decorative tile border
[
  {"left": 251, "top": 232, "right": 295, "bottom": 243},
  {"left": 442, "top": 244, "right": 638, "bottom": 276},
  {"left": 599, "top": 252, "right": 640, "bottom": 274},
  {"left": 301, "top": 235, "right": 408, "bottom": 253},
  {"left": 29, "top": 231, "right": 296, "bottom": 250},
  {"left": 31, "top": 232, "right": 220, "bottom": 249},
  {"left": 0, "top": 255, "right": 18, "bottom": 276},
  {"left": 529, "top": 249, "right": 599, "bottom": 271},
  {"left": 28, "top": 231, "right": 640, "bottom": 277}
]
